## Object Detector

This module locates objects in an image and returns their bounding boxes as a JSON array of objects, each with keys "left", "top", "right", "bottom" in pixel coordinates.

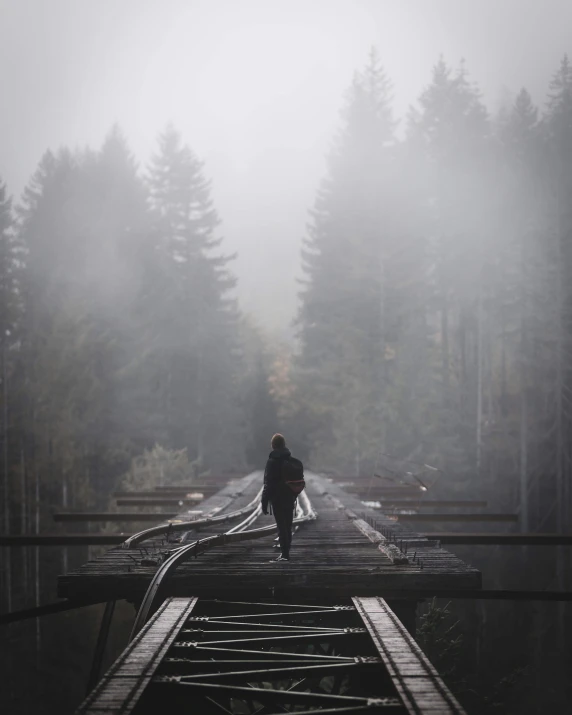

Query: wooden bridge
[
  {"left": 4, "top": 470, "right": 570, "bottom": 713},
  {"left": 58, "top": 473, "right": 480, "bottom": 606},
  {"left": 52, "top": 472, "right": 478, "bottom": 714}
]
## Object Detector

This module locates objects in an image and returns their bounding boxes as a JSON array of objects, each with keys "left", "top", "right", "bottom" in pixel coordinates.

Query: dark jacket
[{"left": 261, "top": 447, "right": 296, "bottom": 512}]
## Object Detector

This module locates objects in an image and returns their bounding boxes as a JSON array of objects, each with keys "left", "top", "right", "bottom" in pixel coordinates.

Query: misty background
[
  {"left": 1, "top": 1, "right": 572, "bottom": 714},
  {"left": 2, "top": 0, "right": 571, "bottom": 332}
]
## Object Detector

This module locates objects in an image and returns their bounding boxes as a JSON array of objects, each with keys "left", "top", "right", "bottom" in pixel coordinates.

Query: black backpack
[{"left": 281, "top": 457, "right": 305, "bottom": 495}]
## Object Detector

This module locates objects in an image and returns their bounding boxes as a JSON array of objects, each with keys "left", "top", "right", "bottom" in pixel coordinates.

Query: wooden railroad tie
[
  {"left": 51, "top": 510, "right": 517, "bottom": 523},
  {"left": 5, "top": 532, "right": 572, "bottom": 547},
  {"left": 365, "top": 499, "right": 488, "bottom": 508},
  {"left": 115, "top": 498, "right": 203, "bottom": 507},
  {"left": 53, "top": 512, "right": 180, "bottom": 522}
]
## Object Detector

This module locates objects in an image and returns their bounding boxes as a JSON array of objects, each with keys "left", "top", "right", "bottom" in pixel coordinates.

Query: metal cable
[
  {"left": 122, "top": 488, "right": 264, "bottom": 549},
  {"left": 128, "top": 489, "right": 317, "bottom": 641}
]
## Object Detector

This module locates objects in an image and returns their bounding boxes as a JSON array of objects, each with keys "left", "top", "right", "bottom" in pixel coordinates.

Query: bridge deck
[{"left": 58, "top": 473, "right": 481, "bottom": 603}]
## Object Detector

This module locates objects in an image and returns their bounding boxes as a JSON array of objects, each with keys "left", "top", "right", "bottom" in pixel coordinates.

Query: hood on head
[{"left": 270, "top": 447, "right": 291, "bottom": 460}]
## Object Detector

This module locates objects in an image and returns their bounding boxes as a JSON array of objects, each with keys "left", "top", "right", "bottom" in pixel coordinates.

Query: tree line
[
  {"left": 0, "top": 124, "right": 278, "bottom": 610},
  {"left": 288, "top": 51, "right": 572, "bottom": 551},
  {"left": 2, "top": 51, "right": 572, "bottom": 597},
  {"left": 1, "top": 48, "right": 571, "bottom": 714}
]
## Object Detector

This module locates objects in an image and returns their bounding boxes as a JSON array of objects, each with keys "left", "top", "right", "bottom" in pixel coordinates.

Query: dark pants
[{"left": 272, "top": 498, "right": 295, "bottom": 558}]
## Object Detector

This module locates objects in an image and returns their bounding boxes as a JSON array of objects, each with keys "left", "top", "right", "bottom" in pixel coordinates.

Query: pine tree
[
  {"left": 147, "top": 124, "right": 244, "bottom": 470},
  {"left": 296, "top": 49, "right": 398, "bottom": 474},
  {"left": 545, "top": 55, "right": 572, "bottom": 530},
  {"left": 16, "top": 132, "right": 153, "bottom": 517},
  {"left": 0, "top": 177, "right": 18, "bottom": 610},
  {"left": 238, "top": 317, "right": 279, "bottom": 466},
  {"left": 495, "top": 88, "right": 547, "bottom": 532},
  {"left": 83, "top": 126, "right": 157, "bottom": 485},
  {"left": 406, "top": 58, "right": 491, "bottom": 484}
]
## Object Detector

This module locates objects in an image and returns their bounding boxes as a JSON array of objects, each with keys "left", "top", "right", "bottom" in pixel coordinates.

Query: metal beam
[
  {"left": 152, "top": 678, "right": 402, "bottom": 708},
  {"left": 0, "top": 599, "right": 104, "bottom": 625},
  {"left": 86, "top": 601, "right": 116, "bottom": 694},
  {"left": 173, "top": 630, "right": 366, "bottom": 647},
  {"left": 161, "top": 661, "right": 374, "bottom": 681}
]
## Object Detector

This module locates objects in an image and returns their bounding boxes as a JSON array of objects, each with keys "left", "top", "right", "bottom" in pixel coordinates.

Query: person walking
[{"left": 261, "top": 433, "right": 304, "bottom": 562}]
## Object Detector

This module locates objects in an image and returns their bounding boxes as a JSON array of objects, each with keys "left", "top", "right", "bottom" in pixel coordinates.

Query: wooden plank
[
  {"left": 349, "top": 517, "right": 409, "bottom": 564},
  {"left": 366, "top": 500, "right": 488, "bottom": 508},
  {"left": 0, "top": 534, "right": 128, "bottom": 545},
  {"left": 154, "top": 481, "right": 236, "bottom": 492},
  {"left": 428, "top": 533, "right": 572, "bottom": 545},
  {"left": 77, "top": 597, "right": 197, "bottom": 714},
  {"left": 114, "top": 490, "right": 207, "bottom": 498},
  {"left": 358, "top": 589, "right": 572, "bottom": 601},
  {"left": 116, "top": 498, "right": 202, "bottom": 507},
  {"left": 353, "top": 596, "right": 467, "bottom": 715},
  {"left": 53, "top": 512, "right": 179, "bottom": 522},
  {"left": 394, "top": 513, "right": 518, "bottom": 522},
  {"left": 58, "top": 473, "right": 482, "bottom": 603},
  {"left": 346, "top": 488, "right": 426, "bottom": 496}
]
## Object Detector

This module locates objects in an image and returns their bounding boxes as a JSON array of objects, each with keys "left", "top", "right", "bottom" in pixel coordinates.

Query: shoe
[{"left": 271, "top": 555, "right": 290, "bottom": 562}]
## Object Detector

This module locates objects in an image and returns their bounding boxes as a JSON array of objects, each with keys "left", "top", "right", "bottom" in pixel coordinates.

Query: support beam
[
  {"left": 393, "top": 513, "right": 518, "bottom": 522},
  {"left": 366, "top": 500, "right": 488, "bottom": 508},
  {"left": 0, "top": 599, "right": 104, "bottom": 625},
  {"left": 86, "top": 601, "right": 116, "bottom": 694},
  {"left": 114, "top": 490, "right": 208, "bottom": 498},
  {"left": 347, "top": 488, "right": 426, "bottom": 496},
  {"left": 429, "top": 533, "right": 572, "bottom": 545},
  {"left": 77, "top": 597, "right": 198, "bottom": 711},
  {"left": 53, "top": 512, "right": 179, "bottom": 522},
  {"left": 19, "top": 530, "right": 570, "bottom": 548},
  {"left": 368, "top": 590, "right": 572, "bottom": 601},
  {"left": 116, "top": 498, "right": 202, "bottom": 507},
  {"left": 154, "top": 482, "right": 234, "bottom": 492},
  {"left": 0, "top": 534, "right": 129, "bottom": 545},
  {"left": 354, "top": 596, "right": 466, "bottom": 715}
]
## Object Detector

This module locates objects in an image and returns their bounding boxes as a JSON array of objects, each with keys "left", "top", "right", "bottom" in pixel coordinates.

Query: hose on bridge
[
  {"left": 128, "top": 489, "right": 317, "bottom": 642},
  {"left": 122, "top": 487, "right": 265, "bottom": 550}
]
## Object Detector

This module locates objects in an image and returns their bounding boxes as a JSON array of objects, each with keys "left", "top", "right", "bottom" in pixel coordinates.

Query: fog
[
  {"left": 1, "top": 0, "right": 570, "bottom": 330},
  {"left": 1, "top": 2, "right": 572, "bottom": 713}
]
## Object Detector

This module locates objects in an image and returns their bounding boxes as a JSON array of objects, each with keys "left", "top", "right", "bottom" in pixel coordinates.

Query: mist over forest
[{"left": 1, "top": 1, "right": 572, "bottom": 714}]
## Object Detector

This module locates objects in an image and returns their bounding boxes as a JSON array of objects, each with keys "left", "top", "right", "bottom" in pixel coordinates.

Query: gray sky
[{"left": 1, "top": 0, "right": 570, "bottom": 334}]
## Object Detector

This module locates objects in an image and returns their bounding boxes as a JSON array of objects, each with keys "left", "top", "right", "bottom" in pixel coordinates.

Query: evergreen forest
[{"left": 1, "top": 50, "right": 572, "bottom": 714}]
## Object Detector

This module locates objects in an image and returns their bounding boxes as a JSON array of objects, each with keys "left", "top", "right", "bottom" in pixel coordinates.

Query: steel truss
[
  {"left": 77, "top": 596, "right": 467, "bottom": 714},
  {"left": 136, "top": 598, "right": 403, "bottom": 714}
]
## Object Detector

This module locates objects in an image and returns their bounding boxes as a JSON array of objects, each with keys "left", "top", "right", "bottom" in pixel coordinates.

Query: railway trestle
[{"left": 77, "top": 595, "right": 466, "bottom": 714}]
